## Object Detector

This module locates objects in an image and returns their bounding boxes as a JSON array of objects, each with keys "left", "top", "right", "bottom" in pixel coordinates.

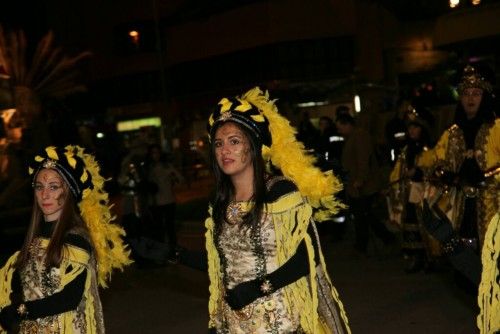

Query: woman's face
[
  {"left": 34, "top": 168, "right": 67, "bottom": 221},
  {"left": 214, "top": 122, "right": 254, "bottom": 179},
  {"left": 460, "top": 87, "right": 483, "bottom": 119}
]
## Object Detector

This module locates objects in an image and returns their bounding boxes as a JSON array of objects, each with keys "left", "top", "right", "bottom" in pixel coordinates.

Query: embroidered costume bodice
[
  {"left": 216, "top": 204, "right": 301, "bottom": 333},
  {"left": 13, "top": 221, "right": 104, "bottom": 334}
]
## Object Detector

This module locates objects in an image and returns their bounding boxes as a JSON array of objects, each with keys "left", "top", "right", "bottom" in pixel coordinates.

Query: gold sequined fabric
[
  {"left": 215, "top": 209, "right": 301, "bottom": 333},
  {"left": 17, "top": 237, "right": 104, "bottom": 334}
]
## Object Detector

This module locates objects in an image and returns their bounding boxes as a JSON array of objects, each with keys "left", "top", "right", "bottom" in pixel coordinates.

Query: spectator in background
[
  {"left": 388, "top": 113, "right": 432, "bottom": 273},
  {"left": 296, "top": 111, "right": 318, "bottom": 150},
  {"left": 314, "top": 115, "right": 347, "bottom": 241},
  {"left": 117, "top": 151, "right": 147, "bottom": 243},
  {"left": 385, "top": 99, "right": 412, "bottom": 165},
  {"left": 336, "top": 113, "right": 395, "bottom": 254},
  {"left": 146, "top": 144, "right": 184, "bottom": 264},
  {"left": 316, "top": 116, "right": 336, "bottom": 166}
]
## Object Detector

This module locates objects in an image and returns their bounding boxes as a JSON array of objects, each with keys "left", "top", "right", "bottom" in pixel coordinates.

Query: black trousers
[
  {"left": 349, "top": 193, "right": 395, "bottom": 252},
  {"left": 151, "top": 203, "right": 177, "bottom": 255}
]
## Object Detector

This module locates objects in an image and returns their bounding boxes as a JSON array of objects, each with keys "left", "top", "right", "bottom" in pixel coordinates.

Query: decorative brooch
[
  {"left": 260, "top": 278, "right": 274, "bottom": 295},
  {"left": 226, "top": 201, "right": 244, "bottom": 225},
  {"left": 218, "top": 110, "right": 233, "bottom": 122},
  {"left": 42, "top": 159, "right": 57, "bottom": 169}
]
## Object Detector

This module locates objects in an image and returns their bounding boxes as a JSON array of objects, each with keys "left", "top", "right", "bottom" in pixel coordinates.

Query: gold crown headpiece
[
  {"left": 458, "top": 65, "right": 493, "bottom": 94},
  {"left": 29, "top": 145, "right": 132, "bottom": 287},
  {"left": 208, "top": 87, "right": 344, "bottom": 220}
]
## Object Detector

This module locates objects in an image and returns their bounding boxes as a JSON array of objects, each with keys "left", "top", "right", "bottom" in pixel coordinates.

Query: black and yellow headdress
[
  {"left": 29, "top": 145, "right": 132, "bottom": 287},
  {"left": 458, "top": 64, "right": 493, "bottom": 94},
  {"left": 208, "top": 96, "right": 272, "bottom": 147},
  {"left": 208, "top": 87, "right": 344, "bottom": 220}
]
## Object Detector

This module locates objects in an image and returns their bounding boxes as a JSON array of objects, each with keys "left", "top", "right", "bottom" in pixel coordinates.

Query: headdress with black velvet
[
  {"left": 29, "top": 146, "right": 93, "bottom": 202},
  {"left": 28, "top": 145, "right": 132, "bottom": 287},
  {"left": 207, "top": 87, "right": 344, "bottom": 221},
  {"left": 208, "top": 96, "right": 272, "bottom": 148}
]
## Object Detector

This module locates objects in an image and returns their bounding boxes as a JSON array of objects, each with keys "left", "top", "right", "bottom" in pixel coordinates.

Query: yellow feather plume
[
  {"left": 241, "top": 87, "right": 345, "bottom": 219},
  {"left": 66, "top": 145, "right": 132, "bottom": 287},
  {"left": 45, "top": 146, "right": 59, "bottom": 160}
]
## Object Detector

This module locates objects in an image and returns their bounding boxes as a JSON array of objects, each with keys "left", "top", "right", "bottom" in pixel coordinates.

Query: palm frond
[
  {"left": 34, "top": 51, "right": 91, "bottom": 93},
  {"left": 0, "top": 26, "right": 91, "bottom": 99},
  {"left": 29, "top": 46, "right": 63, "bottom": 86},
  {"left": 7, "top": 31, "right": 21, "bottom": 82},
  {"left": 17, "top": 30, "right": 27, "bottom": 84},
  {"left": 26, "top": 31, "right": 56, "bottom": 85},
  {"left": 0, "top": 25, "right": 10, "bottom": 74}
]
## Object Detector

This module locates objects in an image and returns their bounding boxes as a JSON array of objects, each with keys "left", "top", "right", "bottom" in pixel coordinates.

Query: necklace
[{"left": 226, "top": 201, "right": 245, "bottom": 225}]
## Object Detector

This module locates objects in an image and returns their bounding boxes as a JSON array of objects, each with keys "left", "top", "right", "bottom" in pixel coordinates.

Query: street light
[
  {"left": 354, "top": 95, "right": 361, "bottom": 113},
  {"left": 449, "top": 0, "right": 460, "bottom": 8}
]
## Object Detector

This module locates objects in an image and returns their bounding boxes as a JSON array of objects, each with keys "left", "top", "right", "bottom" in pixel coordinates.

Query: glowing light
[
  {"left": 354, "top": 95, "right": 361, "bottom": 113},
  {"left": 391, "top": 149, "right": 395, "bottom": 161},
  {"left": 128, "top": 30, "right": 140, "bottom": 45},
  {"left": 296, "top": 101, "right": 328, "bottom": 108},
  {"left": 96, "top": 132, "right": 104, "bottom": 139},
  {"left": 0, "top": 108, "right": 17, "bottom": 124},
  {"left": 471, "top": 0, "right": 480, "bottom": 5},
  {"left": 117, "top": 117, "right": 161, "bottom": 132},
  {"left": 333, "top": 216, "right": 346, "bottom": 223},
  {"left": 329, "top": 136, "right": 344, "bottom": 142},
  {"left": 449, "top": 0, "right": 459, "bottom": 8}
]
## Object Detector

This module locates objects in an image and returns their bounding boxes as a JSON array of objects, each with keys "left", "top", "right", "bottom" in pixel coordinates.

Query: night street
[
  {"left": 100, "top": 178, "right": 478, "bottom": 333},
  {"left": 1, "top": 2, "right": 498, "bottom": 332}
]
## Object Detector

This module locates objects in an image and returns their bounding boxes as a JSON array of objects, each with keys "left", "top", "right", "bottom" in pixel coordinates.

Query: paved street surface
[
  {"left": 102, "top": 225, "right": 478, "bottom": 333},
  {"left": 101, "top": 176, "right": 478, "bottom": 334}
]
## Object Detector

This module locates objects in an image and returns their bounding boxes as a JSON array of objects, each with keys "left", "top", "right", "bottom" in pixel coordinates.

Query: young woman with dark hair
[
  {"left": 205, "top": 88, "right": 350, "bottom": 333},
  {"left": 0, "top": 145, "right": 131, "bottom": 333}
]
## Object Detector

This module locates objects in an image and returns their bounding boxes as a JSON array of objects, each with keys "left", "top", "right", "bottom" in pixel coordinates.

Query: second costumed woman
[{"left": 205, "top": 87, "right": 350, "bottom": 333}]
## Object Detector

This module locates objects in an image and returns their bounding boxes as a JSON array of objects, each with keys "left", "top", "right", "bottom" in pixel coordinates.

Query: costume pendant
[{"left": 226, "top": 201, "right": 244, "bottom": 225}]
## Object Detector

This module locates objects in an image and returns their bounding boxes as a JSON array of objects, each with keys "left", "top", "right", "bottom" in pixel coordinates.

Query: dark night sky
[{"left": 1, "top": 0, "right": 48, "bottom": 40}]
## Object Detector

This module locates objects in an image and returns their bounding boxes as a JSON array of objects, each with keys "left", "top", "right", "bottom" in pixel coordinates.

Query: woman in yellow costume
[
  {"left": 388, "top": 112, "right": 434, "bottom": 273},
  {"left": 418, "top": 64, "right": 499, "bottom": 250},
  {"left": 0, "top": 145, "right": 131, "bottom": 333},
  {"left": 205, "top": 87, "right": 350, "bottom": 333}
]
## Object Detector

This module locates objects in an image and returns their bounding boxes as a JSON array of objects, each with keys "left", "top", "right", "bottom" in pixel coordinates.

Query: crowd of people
[{"left": 0, "top": 62, "right": 498, "bottom": 333}]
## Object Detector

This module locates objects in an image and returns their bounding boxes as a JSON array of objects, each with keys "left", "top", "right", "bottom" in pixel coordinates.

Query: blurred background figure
[
  {"left": 336, "top": 113, "right": 396, "bottom": 254},
  {"left": 313, "top": 113, "right": 348, "bottom": 241},
  {"left": 385, "top": 98, "right": 412, "bottom": 166},
  {"left": 118, "top": 151, "right": 147, "bottom": 242},
  {"left": 388, "top": 111, "right": 433, "bottom": 273},
  {"left": 145, "top": 144, "right": 184, "bottom": 263},
  {"left": 297, "top": 110, "right": 318, "bottom": 151}
]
